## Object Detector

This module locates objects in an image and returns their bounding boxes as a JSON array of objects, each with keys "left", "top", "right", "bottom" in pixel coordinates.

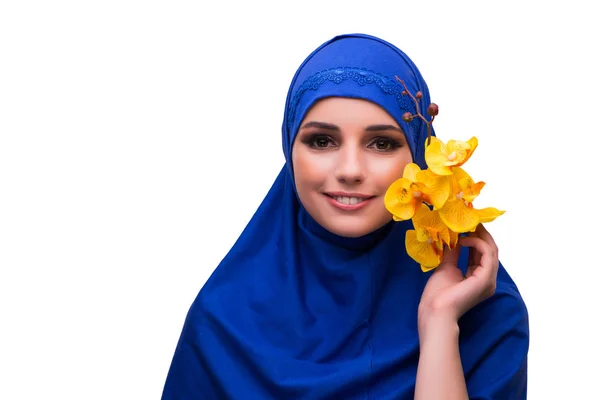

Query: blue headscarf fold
[
  {"left": 162, "top": 33, "right": 528, "bottom": 399},
  {"left": 282, "top": 34, "right": 433, "bottom": 177}
]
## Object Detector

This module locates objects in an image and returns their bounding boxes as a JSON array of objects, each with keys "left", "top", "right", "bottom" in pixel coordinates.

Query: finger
[
  {"left": 463, "top": 245, "right": 498, "bottom": 301},
  {"left": 475, "top": 224, "right": 498, "bottom": 255},
  {"left": 437, "top": 241, "right": 462, "bottom": 271},
  {"left": 465, "top": 260, "right": 476, "bottom": 278},
  {"left": 465, "top": 240, "right": 475, "bottom": 278},
  {"left": 455, "top": 267, "right": 497, "bottom": 312},
  {"left": 471, "top": 226, "right": 499, "bottom": 276},
  {"left": 467, "top": 237, "right": 474, "bottom": 272},
  {"left": 455, "top": 237, "right": 499, "bottom": 313},
  {"left": 466, "top": 231, "right": 481, "bottom": 274},
  {"left": 465, "top": 247, "right": 480, "bottom": 279},
  {"left": 458, "top": 236, "right": 497, "bottom": 280}
]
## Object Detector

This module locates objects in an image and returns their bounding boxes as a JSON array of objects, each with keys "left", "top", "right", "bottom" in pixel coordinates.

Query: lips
[
  {"left": 332, "top": 195, "right": 367, "bottom": 205},
  {"left": 323, "top": 192, "right": 375, "bottom": 211}
]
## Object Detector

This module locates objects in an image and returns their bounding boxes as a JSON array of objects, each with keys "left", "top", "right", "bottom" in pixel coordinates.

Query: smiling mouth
[{"left": 324, "top": 194, "right": 375, "bottom": 205}]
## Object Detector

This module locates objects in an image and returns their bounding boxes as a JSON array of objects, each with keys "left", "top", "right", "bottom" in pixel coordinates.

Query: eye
[
  {"left": 314, "top": 136, "right": 331, "bottom": 148},
  {"left": 301, "top": 134, "right": 336, "bottom": 149},
  {"left": 369, "top": 137, "right": 402, "bottom": 152}
]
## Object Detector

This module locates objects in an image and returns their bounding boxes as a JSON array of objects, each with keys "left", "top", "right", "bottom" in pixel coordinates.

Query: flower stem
[{"left": 395, "top": 76, "right": 434, "bottom": 146}]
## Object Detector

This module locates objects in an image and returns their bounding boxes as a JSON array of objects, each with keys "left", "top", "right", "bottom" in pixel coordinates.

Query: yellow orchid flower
[
  {"left": 452, "top": 166, "right": 485, "bottom": 203},
  {"left": 406, "top": 204, "right": 457, "bottom": 272},
  {"left": 385, "top": 165, "right": 421, "bottom": 221},
  {"left": 385, "top": 163, "right": 451, "bottom": 221},
  {"left": 438, "top": 167, "right": 505, "bottom": 232},
  {"left": 414, "top": 167, "right": 451, "bottom": 209},
  {"left": 424, "top": 136, "right": 478, "bottom": 176},
  {"left": 387, "top": 78, "right": 505, "bottom": 273},
  {"left": 413, "top": 202, "right": 458, "bottom": 250}
]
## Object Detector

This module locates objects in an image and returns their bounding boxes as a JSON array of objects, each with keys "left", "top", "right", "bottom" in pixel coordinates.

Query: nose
[{"left": 335, "top": 145, "right": 365, "bottom": 184}]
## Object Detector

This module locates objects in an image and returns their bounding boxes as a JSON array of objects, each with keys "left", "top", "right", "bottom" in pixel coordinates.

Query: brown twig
[{"left": 394, "top": 76, "right": 438, "bottom": 146}]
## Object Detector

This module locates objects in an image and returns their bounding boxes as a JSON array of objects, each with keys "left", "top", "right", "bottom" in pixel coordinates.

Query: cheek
[
  {"left": 371, "top": 150, "right": 413, "bottom": 186},
  {"left": 293, "top": 150, "right": 331, "bottom": 188}
]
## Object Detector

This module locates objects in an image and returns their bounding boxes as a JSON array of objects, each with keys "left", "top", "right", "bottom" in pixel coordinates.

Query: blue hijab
[{"left": 162, "top": 34, "right": 528, "bottom": 399}]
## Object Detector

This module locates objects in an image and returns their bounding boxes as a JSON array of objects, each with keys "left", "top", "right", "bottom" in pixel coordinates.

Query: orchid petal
[
  {"left": 447, "top": 229, "right": 459, "bottom": 249},
  {"left": 403, "top": 163, "right": 422, "bottom": 181},
  {"left": 424, "top": 137, "right": 454, "bottom": 176},
  {"left": 458, "top": 136, "right": 478, "bottom": 166},
  {"left": 406, "top": 230, "right": 443, "bottom": 271},
  {"left": 385, "top": 178, "right": 419, "bottom": 220},
  {"left": 416, "top": 169, "right": 451, "bottom": 209},
  {"left": 439, "top": 197, "right": 481, "bottom": 233},
  {"left": 453, "top": 167, "right": 485, "bottom": 202},
  {"left": 413, "top": 204, "right": 448, "bottom": 233},
  {"left": 477, "top": 207, "right": 505, "bottom": 223},
  {"left": 416, "top": 227, "right": 430, "bottom": 242}
]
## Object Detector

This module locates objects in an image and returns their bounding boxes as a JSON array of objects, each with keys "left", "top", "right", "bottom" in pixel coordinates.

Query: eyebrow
[
  {"left": 300, "top": 121, "right": 339, "bottom": 131},
  {"left": 365, "top": 124, "right": 403, "bottom": 133},
  {"left": 300, "top": 121, "right": 403, "bottom": 133}
]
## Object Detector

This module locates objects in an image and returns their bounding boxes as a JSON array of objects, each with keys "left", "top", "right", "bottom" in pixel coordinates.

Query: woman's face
[{"left": 292, "top": 97, "right": 413, "bottom": 238}]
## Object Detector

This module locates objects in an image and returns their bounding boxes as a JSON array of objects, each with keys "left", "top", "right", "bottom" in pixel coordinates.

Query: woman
[{"left": 162, "top": 33, "right": 529, "bottom": 399}]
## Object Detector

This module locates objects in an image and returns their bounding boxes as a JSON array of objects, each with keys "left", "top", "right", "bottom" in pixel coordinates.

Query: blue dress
[{"left": 162, "top": 33, "right": 529, "bottom": 399}]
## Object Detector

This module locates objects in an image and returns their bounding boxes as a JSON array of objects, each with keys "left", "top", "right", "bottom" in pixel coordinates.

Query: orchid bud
[
  {"left": 415, "top": 91, "right": 423, "bottom": 99},
  {"left": 401, "top": 90, "right": 407, "bottom": 96},
  {"left": 402, "top": 112, "right": 414, "bottom": 122},
  {"left": 427, "top": 103, "right": 439, "bottom": 116}
]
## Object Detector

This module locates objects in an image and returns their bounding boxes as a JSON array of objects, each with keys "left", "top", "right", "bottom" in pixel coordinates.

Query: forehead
[{"left": 302, "top": 97, "right": 399, "bottom": 127}]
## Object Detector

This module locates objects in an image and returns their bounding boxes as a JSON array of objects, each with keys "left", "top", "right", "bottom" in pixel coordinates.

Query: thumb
[{"left": 437, "top": 242, "right": 462, "bottom": 270}]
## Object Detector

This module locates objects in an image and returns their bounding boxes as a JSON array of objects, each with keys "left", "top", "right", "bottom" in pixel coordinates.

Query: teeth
[{"left": 334, "top": 196, "right": 366, "bottom": 205}]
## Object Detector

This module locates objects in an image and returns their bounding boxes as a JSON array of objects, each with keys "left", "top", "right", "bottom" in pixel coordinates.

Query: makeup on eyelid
[{"left": 299, "top": 133, "right": 404, "bottom": 151}]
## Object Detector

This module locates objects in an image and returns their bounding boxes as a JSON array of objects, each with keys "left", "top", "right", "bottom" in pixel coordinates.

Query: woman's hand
[{"left": 418, "top": 224, "right": 499, "bottom": 336}]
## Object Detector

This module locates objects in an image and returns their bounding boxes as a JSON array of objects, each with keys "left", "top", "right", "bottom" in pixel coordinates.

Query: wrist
[{"left": 417, "top": 309, "right": 460, "bottom": 344}]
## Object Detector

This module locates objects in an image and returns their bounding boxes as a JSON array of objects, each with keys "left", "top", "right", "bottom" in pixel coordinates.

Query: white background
[{"left": 1, "top": 1, "right": 598, "bottom": 399}]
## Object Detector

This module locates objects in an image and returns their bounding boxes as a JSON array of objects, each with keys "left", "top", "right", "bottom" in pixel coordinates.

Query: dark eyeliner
[
  {"left": 300, "top": 133, "right": 336, "bottom": 149},
  {"left": 369, "top": 136, "right": 403, "bottom": 151}
]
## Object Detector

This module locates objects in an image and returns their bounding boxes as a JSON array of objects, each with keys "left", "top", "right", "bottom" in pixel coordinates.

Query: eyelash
[{"left": 301, "top": 133, "right": 403, "bottom": 152}]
